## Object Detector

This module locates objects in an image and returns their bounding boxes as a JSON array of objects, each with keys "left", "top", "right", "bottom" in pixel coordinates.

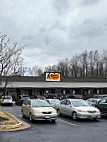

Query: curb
[{"left": 0, "top": 110, "right": 31, "bottom": 131}]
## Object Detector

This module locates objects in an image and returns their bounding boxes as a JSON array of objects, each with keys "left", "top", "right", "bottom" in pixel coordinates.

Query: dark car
[
  {"left": 95, "top": 98, "right": 107, "bottom": 116},
  {"left": 16, "top": 95, "right": 30, "bottom": 105},
  {"left": 94, "top": 94, "right": 107, "bottom": 99}
]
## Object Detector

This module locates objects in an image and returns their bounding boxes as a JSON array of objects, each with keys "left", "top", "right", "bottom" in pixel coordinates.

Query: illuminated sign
[{"left": 46, "top": 73, "right": 60, "bottom": 81}]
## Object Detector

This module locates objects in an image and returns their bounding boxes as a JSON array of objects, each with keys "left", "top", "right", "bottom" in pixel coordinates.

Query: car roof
[
  {"left": 62, "top": 99, "right": 83, "bottom": 101},
  {"left": 2, "top": 95, "right": 11, "bottom": 97},
  {"left": 88, "top": 98, "right": 101, "bottom": 100},
  {"left": 28, "top": 99, "right": 46, "bottom": 101},
  {"left": 46, "top": 99, "right": 59, "bottom": 100}
]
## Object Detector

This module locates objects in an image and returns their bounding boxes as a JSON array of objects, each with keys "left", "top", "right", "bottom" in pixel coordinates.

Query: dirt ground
[{"left": 0, "top": 110, "right": 18, "bottom": 125}]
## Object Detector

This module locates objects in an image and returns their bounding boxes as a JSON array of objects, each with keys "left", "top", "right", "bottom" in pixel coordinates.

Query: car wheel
[
  {"left": 93, "top": 118, "right": 98, "bottom": 121},
  {"left": 51, "top": 119, "right": 56, "bottom": 123},
  {"left": 72, "top": 112, "right": 78, "bottom": 120},
  {"left": 29, "top": 113, "right": 33, "bottom": 122},
  {"left": 57, "top": 109, "right": 61, "bottom": 116},
  {"left": 22, "top": 110, "right": 25, "bottom": 118}
]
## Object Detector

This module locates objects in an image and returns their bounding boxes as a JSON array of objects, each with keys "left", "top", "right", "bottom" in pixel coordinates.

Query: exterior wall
[{"left": 1, "top": 73, "right": 107, "bottom": 99}]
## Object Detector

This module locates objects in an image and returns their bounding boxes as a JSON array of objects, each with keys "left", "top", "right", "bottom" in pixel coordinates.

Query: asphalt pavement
[{"left": 0, "top": 104, "right": 107, "bottom": 142}]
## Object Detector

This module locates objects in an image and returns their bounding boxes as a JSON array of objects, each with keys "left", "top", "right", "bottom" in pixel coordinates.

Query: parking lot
[{"left": 0, "top": 104, "right": 107, "bottom": 142}]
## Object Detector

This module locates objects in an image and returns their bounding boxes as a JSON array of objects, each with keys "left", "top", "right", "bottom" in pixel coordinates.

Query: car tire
[
  {"left": 22, "top": 110, "right": 25, "bottom": 118},
  {"left": 57, "top": 109, "right": 62, "bottom": 116},
  {"left": 72, "top": 112, "right": 78, "bottom": 120},
  {"left": 93, "top": 118, "right": 98, "bottom": 121},
  {"left": 51, "top": 119, "right": 56, "bottom": 123},
  {"left": 29, "top": 113, "right": 33, "bottom": 122}
]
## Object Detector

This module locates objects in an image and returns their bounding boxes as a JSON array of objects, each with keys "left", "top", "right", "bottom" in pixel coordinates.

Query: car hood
[
  {"left": 32, "top": 107, "right": 56, "bottom": 112},
  {"left": 76, "top": 106, "right": 99, "bottom": 111}
]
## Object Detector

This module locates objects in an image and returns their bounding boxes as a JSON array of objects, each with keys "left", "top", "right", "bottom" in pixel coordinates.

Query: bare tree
[
  {"left": 28, "top": 65, "right": 43, "bottom": 76},
  {"left": 0, "top": 34, "right": 24, "bottom": 95},
  {"left": 44, "top": 50, "right": 107, "bottom": 78}
]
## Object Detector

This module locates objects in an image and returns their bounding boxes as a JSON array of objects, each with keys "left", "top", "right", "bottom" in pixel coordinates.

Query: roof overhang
[{"left": 0, "top": 82, "right": 107, "bottom": 88}]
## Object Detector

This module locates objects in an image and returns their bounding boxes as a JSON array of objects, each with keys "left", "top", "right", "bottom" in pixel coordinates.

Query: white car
[
  {"left": 1, "top": 96, "right": 13, "bottom": 106},
  {"left": 21, "top": 99, "right": 58, "bottom": 122},
  {"left": 56, "top": 99, "right": 101, "bottom": 120}
]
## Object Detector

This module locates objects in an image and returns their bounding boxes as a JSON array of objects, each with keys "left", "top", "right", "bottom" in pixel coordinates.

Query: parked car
[
  {"left": 16, "top": 95, "right": 30, "bottom": 105},
  {"left": 56, "top": 99, "right": 101, "bottom": 120},
  {"left": 21, "top": 99, "right": 58, "bottom": 122},
  {"left": 68, "top": 95, "right": 83, "bottom": 99},
  {"left": 86, "top": 98, "right": 101, "bottom": 106},
  {"left": 95, "top": 98, "right": 107, "bottom": 116},
  {"left": 36, "top": 95, "right": 45, "bottom": 100},
  {"left": 1, "top": 96, "right": 13, "bottom": 106},
  {"left": 94, "top": 94, "right": 107, "bottom": 99},
  {"left": 46, "top": 99, "right": 60, "bottom": 109}
]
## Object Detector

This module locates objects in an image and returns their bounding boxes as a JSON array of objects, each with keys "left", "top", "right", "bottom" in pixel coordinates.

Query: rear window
[
  {"left": 2, "top": 96, "right": 12, "bottom": 99},
  {"left": 23, "top": 95, "right": 29, "bottom": 98}
]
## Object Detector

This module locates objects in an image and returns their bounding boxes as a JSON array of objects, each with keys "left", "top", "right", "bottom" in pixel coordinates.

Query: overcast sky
[{"left": 0, "top": 0, "right": 107, "bottom": 69}]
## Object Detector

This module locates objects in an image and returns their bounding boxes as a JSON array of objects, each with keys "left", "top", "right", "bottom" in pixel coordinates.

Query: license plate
[
  {"left": 45, "top": 116, "right": 50, "bottom": 119},
  {"left": 91, "top": 114, "right": 95, "bottom": 117}
]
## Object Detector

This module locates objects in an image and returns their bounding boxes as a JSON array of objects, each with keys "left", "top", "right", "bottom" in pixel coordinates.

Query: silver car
[
  {"left": 46, "top": 99, "right": 60, "bottom": 109},
  {"left": 21, "top": 99, "right": 57, "bottom": 122},
  {"left": 86, "top": 98, "right": 101, "bottom": 106},
  {"left": 56, "top": 99, "right": 101, "bottom": 120}
]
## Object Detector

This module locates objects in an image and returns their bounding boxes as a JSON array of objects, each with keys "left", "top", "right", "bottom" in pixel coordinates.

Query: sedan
[
  {"left": 21, "top": 99, "right": 57, "bottom": 122},
  {"left": 95, "top": 98, "right": 107, "bottom": 116},
  {"left": 56, "top": 99, "right": 101, "bottom": 120},
  {"left": 1, "top": 96, "right": 13, "bottom": 106}
]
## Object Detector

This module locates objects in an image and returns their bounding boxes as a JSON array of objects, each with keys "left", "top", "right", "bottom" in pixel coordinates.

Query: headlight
[{"left": 96, "top": 110, "right": 100, "bottom": 113}]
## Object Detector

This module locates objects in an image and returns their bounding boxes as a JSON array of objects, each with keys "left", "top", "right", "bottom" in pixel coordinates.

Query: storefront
[{"left": 0, "top": 72, "right": 107, "bottom": 99}]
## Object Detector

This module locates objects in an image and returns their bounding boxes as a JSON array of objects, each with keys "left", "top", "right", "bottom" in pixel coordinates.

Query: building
[{"left": 0, "top": 72, "right": 107, "bottom": 99}]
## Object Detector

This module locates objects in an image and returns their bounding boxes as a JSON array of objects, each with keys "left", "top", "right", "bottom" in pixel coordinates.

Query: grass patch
[{"left": 0, "top": 110, "right": 18, "bottom": 125}]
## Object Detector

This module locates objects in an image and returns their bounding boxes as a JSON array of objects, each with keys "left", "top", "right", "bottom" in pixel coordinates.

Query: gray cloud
[
  {"left": 81, "top": 0, "right": 101, "bottom": 7},
  {"left": 0, "top": 0, "right": 107, "bottom": 68},
  {"left": 53, "top": 0, "right": 70, "bottom": 13}
]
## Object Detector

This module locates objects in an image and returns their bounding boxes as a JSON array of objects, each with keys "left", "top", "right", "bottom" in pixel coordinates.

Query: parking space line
[{"left": 57, "top": 118, "right": 77, "bottom": 127}]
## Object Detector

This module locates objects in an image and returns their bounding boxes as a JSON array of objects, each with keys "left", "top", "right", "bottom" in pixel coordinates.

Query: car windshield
[
  {"left": 72, "top": 100, "right": 90, "bottom": 107},
  {"left": 48, "top": 99, "right": 60, "bottom": 105},
  {"left": 32, "top": 100, "right": 51, "bottom": 107}
]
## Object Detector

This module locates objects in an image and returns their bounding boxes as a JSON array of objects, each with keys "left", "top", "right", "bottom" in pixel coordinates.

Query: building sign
[{"left": 46, "top": 73, "right": 60, "bottom": 81}]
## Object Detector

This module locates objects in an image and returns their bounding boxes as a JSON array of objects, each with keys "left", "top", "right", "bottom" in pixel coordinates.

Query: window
[
  {"left": 66, "top": 100, "right": 71, "bottom": 105},
  {"left": 99, "top": 99, "right": 107, "bottom": 104},
  {"left": 24, "top": 100, "right": 31, "bottom": 105},
  {"left": 61, "top": 100, "right": 66, "bottom": 105}
]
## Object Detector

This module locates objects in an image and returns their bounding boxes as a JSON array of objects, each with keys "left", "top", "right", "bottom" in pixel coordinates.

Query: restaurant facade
[{"left": 0, "top": 72, "right": 107, "bottom": 99}]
